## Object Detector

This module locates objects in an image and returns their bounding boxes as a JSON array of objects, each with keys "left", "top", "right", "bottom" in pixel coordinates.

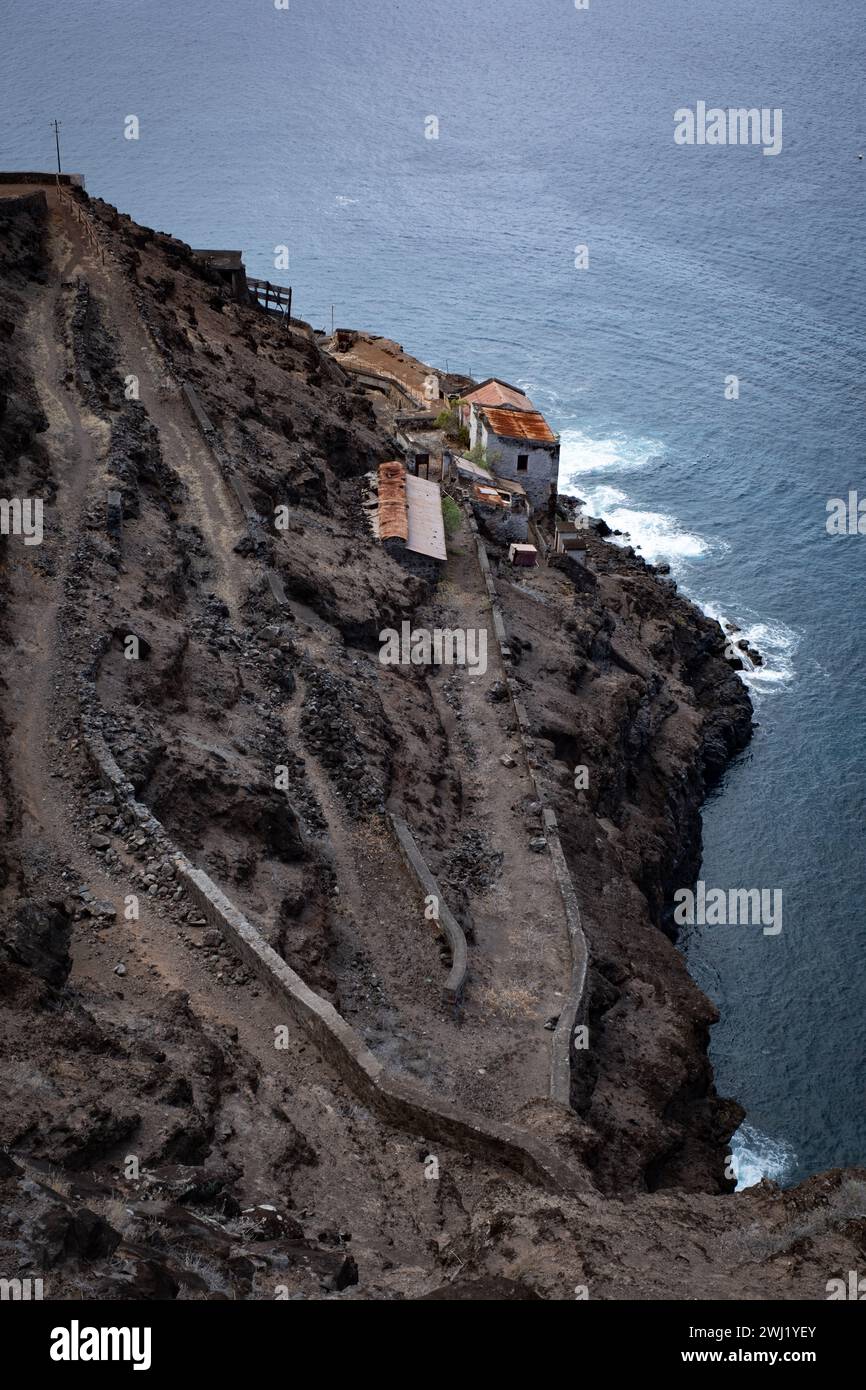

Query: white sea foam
[
  {"left": 702, "top": 602, "right": 800, "bottom": 693},
  {"left": 605, "top": 505, "right": 708, "bottom": 567},
  {"left": 731, "top": 1123, "right": 797, "bottom": 1190},
  {"left": 561, "top": 431, "right": 709, "bottom": 573},
  {"left": 571, "top": 478, "right": 711, "bottom": 577},
  {"left": 561, "top": 427, "right": 664, "bottom": 476}
]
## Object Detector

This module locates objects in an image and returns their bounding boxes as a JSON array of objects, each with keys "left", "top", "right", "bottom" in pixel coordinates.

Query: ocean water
[{"left": 2, "top": 0, "right": 864, "bottom": 1187}]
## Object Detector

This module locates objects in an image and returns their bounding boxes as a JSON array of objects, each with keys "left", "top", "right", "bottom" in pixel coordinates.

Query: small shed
[
  {"left": 508, "top": 543, "right": 538, "bottom": 567},
  {"left": 396, "top": 421, "right": 445, "bottom": 478},
  {"left": 554, "top": 514, "right": 589, "bottom": 560}
]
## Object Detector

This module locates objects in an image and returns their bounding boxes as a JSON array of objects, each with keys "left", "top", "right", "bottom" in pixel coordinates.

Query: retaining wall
[
  {"left": 0, "top": 171, "right": 84, "bottom": 187},
  {"left": 389, "top": 813, "right": 468, "bottom": 1004}
]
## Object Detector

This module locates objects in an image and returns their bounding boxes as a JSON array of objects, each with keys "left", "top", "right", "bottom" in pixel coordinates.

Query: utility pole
[
  {"left": 330, "top": 304, "right": 335, "bottom": 335},
  {"left": 50, "top": 119, "right": 62, "bottom": 182}
]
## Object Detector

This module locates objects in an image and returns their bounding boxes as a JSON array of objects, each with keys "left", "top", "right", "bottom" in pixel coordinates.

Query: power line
[{"left": 50, "top": 119, "right": 62, "bottom": 178}]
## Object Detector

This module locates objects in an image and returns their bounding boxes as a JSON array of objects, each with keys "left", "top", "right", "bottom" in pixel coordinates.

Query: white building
[{"left": 474, "top": 406, "right": 560, "bottom": 513}]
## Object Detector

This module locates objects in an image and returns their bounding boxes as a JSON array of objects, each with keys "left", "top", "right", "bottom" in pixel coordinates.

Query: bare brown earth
[{"left": 0, "top": 183, "right": 864, "bottom": 1300}]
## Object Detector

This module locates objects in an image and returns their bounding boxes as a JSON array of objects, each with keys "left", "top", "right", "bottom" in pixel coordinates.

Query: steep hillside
[{"left": 0, "top": 181, "right": 862, "bottom": 1301}]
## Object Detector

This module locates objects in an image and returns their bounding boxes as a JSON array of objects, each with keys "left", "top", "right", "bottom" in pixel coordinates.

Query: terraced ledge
[{"left": 388, "top": 811, "right": 468, "bottom": 1005}]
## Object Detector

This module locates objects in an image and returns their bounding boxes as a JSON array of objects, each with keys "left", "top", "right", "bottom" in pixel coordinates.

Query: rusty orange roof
[
  {"left": 481, "top": 407, "right": 558, "bottom": 444},
  {"left": 377, "top": 461, "right": 446, "bottom": 560},
  {"left": 378, "top": 460, "right": 408, "bottom": 543},
  {"left": 474, "top": 483, "right": 508, "bottom": 508},
  {"left": 463, "top": 378, "right": 533, "bottom": 412}
]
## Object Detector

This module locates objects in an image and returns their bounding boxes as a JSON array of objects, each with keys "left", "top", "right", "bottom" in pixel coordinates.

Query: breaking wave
[
  {"left": 566, "top": 478, "right": 712, "bottom": 579},
  {"left": 701, "top": 602, "right": 800, "bottom": 694},
  {"left": 560, "top": 427, "right": 665, "bottom": 476},
  {"left": 732, "top": 1123, "right": 797, "bottom": 1190}
]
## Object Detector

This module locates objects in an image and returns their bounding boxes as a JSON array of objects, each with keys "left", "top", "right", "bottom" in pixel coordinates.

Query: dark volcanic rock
[
  {"left": 34, "top": 1203, "right": 122, "bottom": 1268},
  {"left": 7, "top": 901, "right": 72, "bottom": 987},
  {"left": 419, "top": 1276, "right": 543, "bottom": 1300}
]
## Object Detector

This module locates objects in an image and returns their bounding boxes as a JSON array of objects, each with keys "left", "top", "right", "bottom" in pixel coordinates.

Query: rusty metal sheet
[
  {"left": 463, "top": 378, "right": 533, "bottom": 411},
  {"left": 482, "top": 407, "right": 557, "bottom": 444},
  {"left": 378, "top": 460, "right": 408, "bottom": 542}
]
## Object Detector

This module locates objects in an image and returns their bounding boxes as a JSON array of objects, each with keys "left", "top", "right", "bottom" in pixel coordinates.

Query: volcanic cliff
[{"left": 0, "top": 180, "right": 862, "bottom": 1301}]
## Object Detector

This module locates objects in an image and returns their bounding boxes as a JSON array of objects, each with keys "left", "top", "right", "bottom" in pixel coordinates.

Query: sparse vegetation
[
  {"left": 176, "top": 1248, "right": 233, "bottom": 1296},
  {"left": 465, "top": 441, "right": 501, "bottom": 473},
  {"left": 442, "top": 495, "right": 462, "bottom": 536},
  {"left": 434, "top": 401, "right": 470, "bottom": 449}
]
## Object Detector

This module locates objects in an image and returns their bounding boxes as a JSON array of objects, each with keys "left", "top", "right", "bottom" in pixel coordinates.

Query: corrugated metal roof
[
  {"left": 455, "top": 455, "right": 494, "bottom": 482},
  {"left": 491, "top": 472, "right": 526, "bottom": 497},
  {"left": 377, "top": 461, "right": 447, "bottom": 561},
  {"left": 474, "top": 484, "right": 508, "bottom": 508},
  {"left": 405, "top": 473, "right": 447, "bottom": 562},
  {"left": 378, "top": 460, "right": 408, "bottom": 543},
  {"left": 482, "top": 407, "right": 558, "bottom": 444},
  {"left": 463, "top": 378, "right": 533, "bottom": 412}
]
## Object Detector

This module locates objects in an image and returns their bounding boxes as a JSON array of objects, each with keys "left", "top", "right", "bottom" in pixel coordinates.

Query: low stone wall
[
  {"left": 389, "top": 813, "right": 468, "bottom": 1004},
  {"left": 181, "top": 381, "right": 216, "bottom": 438},
  {"left": 544, "top": 808, "right": 590, "bottom": 1105},
  {"left": 343, "top": 364, "right": 426, "bottom": 411},
  {"left": 472, "top": 530, "right": 512, "bottom": 661},
  {"left": 462, "top": 502, "right": 589, "bottom": 1107},
  {"left": 0, "top": 171, "right": 84, "bottom": 187},
  {"left": 79, "top": 730, "right": 584, "bottom": 1198},
  {"left": 177, "top": 853, "right": 581, "bottom": 1193}
]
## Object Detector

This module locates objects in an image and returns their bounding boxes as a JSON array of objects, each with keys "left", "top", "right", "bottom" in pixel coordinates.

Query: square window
[{"left": 517, "top": 454, "right": 529, "bottom": 472}]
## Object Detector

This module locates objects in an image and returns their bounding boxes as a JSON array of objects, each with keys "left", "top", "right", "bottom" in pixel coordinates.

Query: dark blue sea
[{"left": 3, "top": 0, "right": 864, "bottom": 1186}]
